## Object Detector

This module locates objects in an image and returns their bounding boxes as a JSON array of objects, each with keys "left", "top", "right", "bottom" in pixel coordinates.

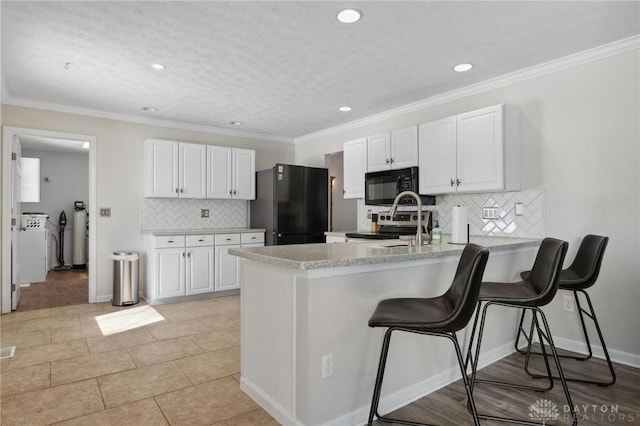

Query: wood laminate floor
[{"left": 16, "top": 269, "right": 88, "bottom": 311}]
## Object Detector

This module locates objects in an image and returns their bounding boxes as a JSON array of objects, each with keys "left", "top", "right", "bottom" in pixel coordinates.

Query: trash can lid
[{"left": 110, "top": 252, "right": 139, "bottom": 260}]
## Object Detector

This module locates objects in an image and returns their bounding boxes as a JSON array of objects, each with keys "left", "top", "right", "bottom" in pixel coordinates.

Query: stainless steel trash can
[{"left": 111, "top": 251, "right": 139, "bottom": 306}]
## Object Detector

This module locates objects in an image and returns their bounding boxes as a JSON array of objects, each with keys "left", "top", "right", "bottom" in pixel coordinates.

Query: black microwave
[{"left": 364, "top": 167, "right": 435, "bottom": 206}]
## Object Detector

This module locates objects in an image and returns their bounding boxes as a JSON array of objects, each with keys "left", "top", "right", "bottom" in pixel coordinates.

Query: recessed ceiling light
[
  {"left": 151, "top": 63, "right": 165, "bottom": 70},
  {"left": 142, "top": 106, "right": 158, "bottom": 112},
  {"left": 338, "top": 106, "right": 352, "bottom": 112},
  {"left": 453, "top": 63, "right": 473, "bottom": 72},
  {"left": 336, "top": 9, "right": 362, "bottom": 24},
  {"left": 230, "top": 121, "right": 243, "bottom": 126}
]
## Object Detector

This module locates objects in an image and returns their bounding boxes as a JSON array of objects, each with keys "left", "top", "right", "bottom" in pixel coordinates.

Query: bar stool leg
[{"left": 368, "top": 328, "right": 394, "bottom": 426}]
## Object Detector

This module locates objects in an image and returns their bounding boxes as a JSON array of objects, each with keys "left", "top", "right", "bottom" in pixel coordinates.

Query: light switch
[{"left": 99, "top": 208, "right": 111, "bottom": 217}]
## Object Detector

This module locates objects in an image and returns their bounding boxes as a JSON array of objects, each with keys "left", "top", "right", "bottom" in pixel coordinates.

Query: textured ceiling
[{"left": 2, "top": 1, "right": 639, "bottom": 140}]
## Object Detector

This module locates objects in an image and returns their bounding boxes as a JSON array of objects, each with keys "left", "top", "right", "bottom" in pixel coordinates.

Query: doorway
[{"left": 2, "top": 126, "right": 97, "bottom": 313}]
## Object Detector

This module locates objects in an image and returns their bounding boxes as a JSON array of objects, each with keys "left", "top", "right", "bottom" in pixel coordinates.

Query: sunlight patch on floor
[{"left": 95, "top": 305, "right": 165, "bottom": 336}]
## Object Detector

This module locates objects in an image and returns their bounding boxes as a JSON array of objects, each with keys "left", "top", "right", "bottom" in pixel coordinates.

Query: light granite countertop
[
  {"left": 142, "top": 228, "right": 265, "bottom": 236},
  {"left": 229, "top": 235, "right": 539, "bottom": 270}
]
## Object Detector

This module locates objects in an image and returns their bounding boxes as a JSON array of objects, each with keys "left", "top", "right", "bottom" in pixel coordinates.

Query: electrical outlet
[
  {"left": 563, "top": 296, "right": 575, "bottom": 313},
  {"left": 99, "top": 208, "right": 111, "bottom": 217},
  {"left": 482, "top": 207, "right": 499, "bottom": 220},
  {"left": 201, "top": 209, "right": 209, "bottom": 218},
  {"left": 321, "top": 353, "right": 333, "bottom": 378},
  {"left": 514, "top": 202, "right": 524, "bottom": 216}
]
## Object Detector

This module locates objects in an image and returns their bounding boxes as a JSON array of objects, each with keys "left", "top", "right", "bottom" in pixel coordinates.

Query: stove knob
[
  {"left": 412, "top": 215, "right": 417, "bottom": 220},
  {"left": 386, "top": 215, "right": 391, "bottom": 220}
]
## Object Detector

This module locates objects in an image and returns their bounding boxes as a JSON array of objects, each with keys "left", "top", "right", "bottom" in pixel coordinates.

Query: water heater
[{"left": 73, "top": 201, "right": 87, "bottom": 269}]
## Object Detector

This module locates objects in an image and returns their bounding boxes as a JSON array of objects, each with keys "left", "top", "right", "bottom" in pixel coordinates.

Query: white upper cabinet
[
  {"left": 418, "top": 117, "right": 457, "bottom": 194},
  {"left": 367, "top": 126, "right": 418, "bottom": 172},
  {"left": 207, "top": 146, "right": 255, "bottom": 200},
  {"left": 418, "top": 104, "right": 519, "bottom": 195},
  {"left": 144, "top": 139, "right": 206, "bottom": 198},
  {"left": 343, "top": 137, "right": 367, "bottom": 199},
  {"left": 366, "top": 132, "right": 391, "bottom": 172},
  {"left": 207, "top": 146, "right": 232, "bottom": 199},
  {"left": 232, "top": 148, "right": 256, "bottom": 200},
  {"left": 179, "top": 143, "right": 207, "bottom": 198}
]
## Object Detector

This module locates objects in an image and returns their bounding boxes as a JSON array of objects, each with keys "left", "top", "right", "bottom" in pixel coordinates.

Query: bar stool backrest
[
  {"left": 527, "top": 238, "right": 569, "bottom": 306},
  {"left": 444, "top": 243, "right": 490, "bottom": 331},
  {"left": 562, "top": 234, "right": 609, "bottom": 289}
]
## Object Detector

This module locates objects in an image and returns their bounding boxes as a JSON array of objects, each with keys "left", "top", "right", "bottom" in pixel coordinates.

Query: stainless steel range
[{"left": 346, "top": 210, "right": 432, "bottom": 240}]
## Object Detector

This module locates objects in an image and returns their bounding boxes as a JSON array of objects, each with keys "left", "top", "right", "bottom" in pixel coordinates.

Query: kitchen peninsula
[{"left": 230, "top": 236, "right": 539, "bottom": 426}]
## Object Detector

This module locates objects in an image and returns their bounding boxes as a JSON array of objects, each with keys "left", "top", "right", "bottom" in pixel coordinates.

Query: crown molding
[
  {"left": 1, "top": 96, "right": 295, "bottom": 145},
  {"left": 294, "top": 34, "right": 640, "bottom": 144}
]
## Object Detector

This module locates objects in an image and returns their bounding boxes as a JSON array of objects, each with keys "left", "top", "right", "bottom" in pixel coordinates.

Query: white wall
[
  {"left": 21, "top": 149, "right": 89, "bottom": 268},
  {"left": 327, "top": 151, "right": 357, "bottom": 232},
  {"left": 294, "top": 50, "right": 640, "bottom": 359},
  {"left": 1, "top": 106, "right": 295, "bottom": 301}
]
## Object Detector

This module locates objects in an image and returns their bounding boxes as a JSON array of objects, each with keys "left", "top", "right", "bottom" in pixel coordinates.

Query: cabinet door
[
  {"left": 232, "top": 148, "right": 255, "bottom": 200},
  {"left": 418, "top": 117, "right": 457, "bottom": 194},
  {"left": 390, "top": 126, "right": 418, "bottom": 169},
  {"left": 457, "top": 104, "right": 504, "bottom": 192},
  {"left": 145, "top": 139, "right": 179, "bottom": 198},
  {"left": 343, "top": 138, "right": 367, "bottom": 199},
  {"left": 186, "top": 246, "right": 214, "bottom": 295},
  {"left": 215, "top": 244, "right": 241, "bottom": 291},
  {"left": 367, "top": 132, "right": 391, "bottom": 172},
  {"left": 179, "top": 143, "right": 207, "bottom": 198},
  {"left": 156, "top": 248, "right": 185, "bottom": 299},
  {"left": 207, "top": 146, "right": 232, "bottom": 199}
]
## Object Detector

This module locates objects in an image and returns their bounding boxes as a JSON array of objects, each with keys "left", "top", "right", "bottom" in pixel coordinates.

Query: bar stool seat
[
  {"left": 516, "top": 234, "right": 615, "bottom": 386},
  {"left": 367, "top": 243, "right": 490, "bottom": 426},
  {"left": 466, "top": 237, "right": 577, "bottom": 426}
]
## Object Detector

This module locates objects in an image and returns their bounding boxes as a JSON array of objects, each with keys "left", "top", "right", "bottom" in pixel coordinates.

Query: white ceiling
[{"left": 2, "top": 1, "right": 639, "bottom": 140}]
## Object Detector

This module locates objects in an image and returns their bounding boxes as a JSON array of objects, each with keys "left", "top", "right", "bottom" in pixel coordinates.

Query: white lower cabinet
[
  {"left": 214, "top": 232, "right": 264, "bottom": 292},
  {"left": 144, "top": 231, "right": 264, "bottom": 303}
]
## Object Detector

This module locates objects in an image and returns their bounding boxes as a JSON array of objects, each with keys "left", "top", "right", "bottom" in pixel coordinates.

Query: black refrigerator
[{"left": 250, "top": 164, "right": 328, "bottom": 245}]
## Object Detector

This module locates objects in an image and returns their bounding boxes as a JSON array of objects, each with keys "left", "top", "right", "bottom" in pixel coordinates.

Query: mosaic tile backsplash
[
  {"left": 141, "top": 198, "right": 248, "bottom": 231},
  {"left": 357, "top": 189, "right": 545, "bottom": 239}
]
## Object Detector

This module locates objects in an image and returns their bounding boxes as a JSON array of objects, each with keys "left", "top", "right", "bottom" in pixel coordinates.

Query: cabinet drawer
[
  {"left": 186, "top": 234, "right": 214, "bottom": 247},
  {"left": 154, "top": 235, "right": 185, "bottom": 248},
  {"left": 241, "top": 232, "right": 264, "bottom": 244},
  {"left": 215, "top": 233, "right": 241, "bottom": 245}
]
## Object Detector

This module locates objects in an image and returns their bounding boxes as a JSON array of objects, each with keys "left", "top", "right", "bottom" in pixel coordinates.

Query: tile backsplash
[
  {"left": 141, "top": 198, "right": 248, "bottom": 231},
  {"left": 357, "top": 189, "right": 545, "bottom": 239}
]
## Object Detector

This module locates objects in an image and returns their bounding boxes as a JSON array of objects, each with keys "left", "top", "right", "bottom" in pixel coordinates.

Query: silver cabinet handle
[
  {"left": 168, "top": 240, "right": 174, "bottom": 243},
  {"left": 233, "top": 190, "right": 237, "bottom": 195},
  {"left": 198, "top": 239, "right": 204, "bottom": 242},
  {"left": 229, "top": 190, "right": 232, "bottom": 195},
  {"left": 390, "top": 158, "right": 394, "bottom": 164},
  {"left": 175, "top": 188, "right": 179, "bottom": 194},
  {"left": 226, "top": 238, "right": 231, "bottom": 241},
  {"left": 456, "top": 179, "right": 461, "bottom": 186},
  {"left": 385, "top": 158, "right": 390, "bottom": 164},
  {"left": 182, "top": 252, "right": 185, "bottom": 258},
  {"left": 180, "top": 188, "right": 184, "bottom": 193},
  {"left": 251, "top": 236, "right": 256, "bottom": 240},
  {"left": 450, "top": 179, "right": 455, "bottom": 187},
  {"left": 187, "top": 252, "right": 191, "bottom": 258}
]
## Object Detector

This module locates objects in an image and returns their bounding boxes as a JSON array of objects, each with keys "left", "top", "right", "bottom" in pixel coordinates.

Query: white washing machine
[{"left": 17, "top": 214, "right": 49, "bottom": 284}]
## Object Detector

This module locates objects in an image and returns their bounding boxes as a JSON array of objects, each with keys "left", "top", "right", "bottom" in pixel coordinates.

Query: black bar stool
[
  {"left": 466, "top": 238, "right": 577, "bottom": 425},
  {"left": 515, "top": 234, "right": 615, "bottom": 386},
  {"left": 367, "top": 243, "right": 490, "bottom": 426}
]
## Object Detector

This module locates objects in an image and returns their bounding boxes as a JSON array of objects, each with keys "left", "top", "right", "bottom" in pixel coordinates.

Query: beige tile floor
[{"left": 0, "top": 295, "right": 279, "bottom": 425}]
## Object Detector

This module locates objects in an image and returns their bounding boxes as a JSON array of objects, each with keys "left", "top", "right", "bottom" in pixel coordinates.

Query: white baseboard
[
  {"left": 240, "top": 376, "right": 301, "bottom": 426},
  {"left": 95, "top": 294, "right": 111, "bottom": 303},
  {"left": 325, "top": 341, "right": 516, "bottom": 426},
  {"left": 552, "top": 336, "right": 640, "bottom": 369}
]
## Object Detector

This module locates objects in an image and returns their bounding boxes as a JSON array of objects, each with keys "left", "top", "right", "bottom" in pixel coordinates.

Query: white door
[
  {"left": 232, "top": 149, "right": 255, "bottom": 200},
  {"left": 367, "top": 132, "right": 391, "bottom": 172},
  {"left": 186, "top": 246, "right": 214, "bottom": 295},
  {"left": 215, "top": 244, "right": 240, "bottom": 291},
  {"left": 457, "top": 104, "right": 504, "bottom": 192},
  {"left": 179, "top": 143, "right": 207, "bottom": 198},
  {"left": 11, "top": 137, "right": 22, "bottom": 310},
  {"left": 418, "top": 117, "right": 457, "bottom": 194},
  {"left": 390, "top": 126, "right": 418, "bottom": 169},
  {"left": 343, "top": 138, "right": 367, "bottom": 199},
  {"left": 207, "top": 145, "right": 232, "bottom": 199},
  {"left": 145, "top": 139, "right": 179, "bottom": 197},
  {"left": 156, "top": 248, "right": 185, "bottom": 299}
]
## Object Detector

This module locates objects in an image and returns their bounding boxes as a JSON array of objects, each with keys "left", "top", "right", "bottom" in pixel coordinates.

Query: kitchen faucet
[{"left": 388, "top": 191, "right": 429, "bottom": 246}]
